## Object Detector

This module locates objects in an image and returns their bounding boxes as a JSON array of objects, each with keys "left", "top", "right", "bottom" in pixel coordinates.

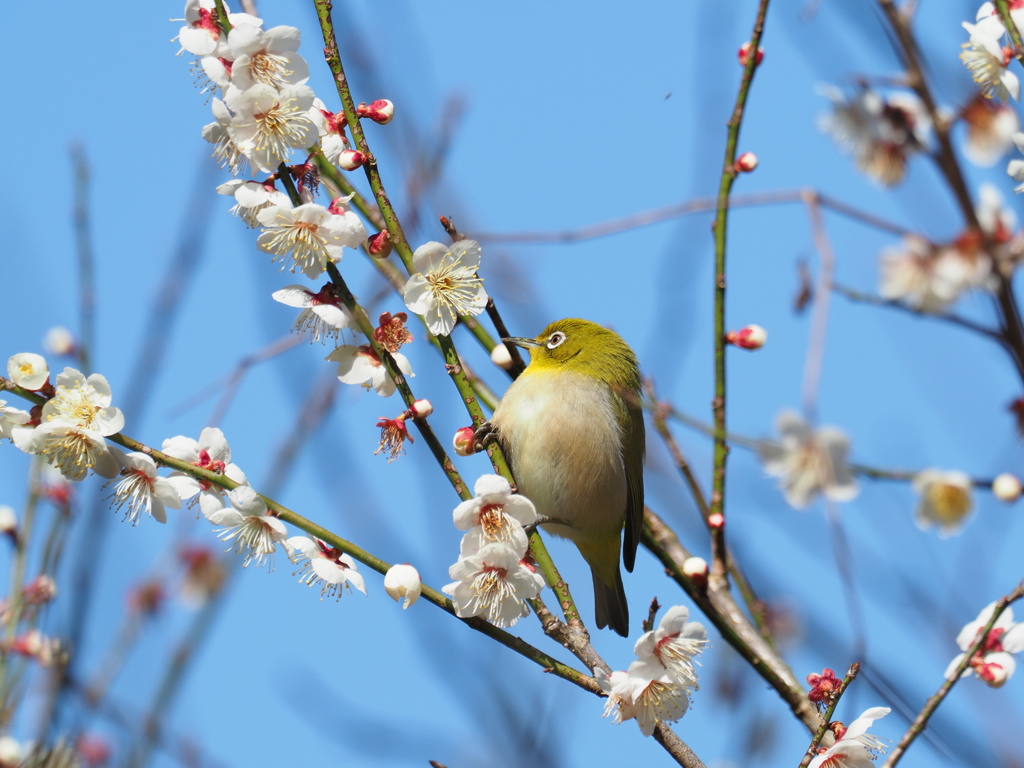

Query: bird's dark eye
[{"left": 546, "top": 331, "right": 566, "bottom": 349}]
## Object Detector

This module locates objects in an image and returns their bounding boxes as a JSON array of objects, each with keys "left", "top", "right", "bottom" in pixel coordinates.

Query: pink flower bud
[
  {"left": 726, "top": 324, "right": 767, "bottom": 350},
  {"left": 738, "top": 41, "right": 764, "bottom": 67},
  {"left": 708, "top": 512, "right": 725, "bottom": 529},
  {"left": 734, "top": 152, "right": 759, "bottom": 173},
  {"left": 367, "top": 229, "right": 392, "bottom": 259},
  {"left": 409, "top": 399, "right": 433, "bottom": 419},
  {"left": 975, "top": 658, "right": 1010, "bottom": 687},
  {"left": 356, "top": 99, "right": 395, "bottom": 125},
  {"left": 338, "top": 150, "right": 368, "bottom": 171},
  {"left": 993, "top": 473, "right": 1022, "bottom": 502},
  {"left": 682, "top": 556, "right": 709, "bottom": 587},
  {"left": 453, "top": 426, "right": 476, "bottom": 457}
]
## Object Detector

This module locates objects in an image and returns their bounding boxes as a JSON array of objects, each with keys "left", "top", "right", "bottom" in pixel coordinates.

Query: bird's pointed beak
[{"left": 502, "top": 336, "right": 542, "bottom": 349}]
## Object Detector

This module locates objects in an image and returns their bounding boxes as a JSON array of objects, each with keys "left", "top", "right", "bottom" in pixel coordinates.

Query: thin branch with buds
[{"left": 882, "top": 583, "right": 1024, "bottom": 767}]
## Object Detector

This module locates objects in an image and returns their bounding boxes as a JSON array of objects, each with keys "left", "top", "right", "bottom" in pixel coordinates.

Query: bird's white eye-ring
[{"left": 546, "top": 331, "right": 567, "bottom": 349}]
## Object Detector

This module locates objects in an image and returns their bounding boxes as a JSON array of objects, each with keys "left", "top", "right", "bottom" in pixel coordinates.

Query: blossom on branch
[
  {"left": 962, "top": 95, "right": 1020, "bottom": 167},
  {"left": 162, "top": 427, "right": 248, "bottom": 519},
  {"left": 819, "top": 85, "right": 929, "bottom": 186},
  {"left": 961, "top": 19, "right": 1020, "bottom": 102},
  {"left": 404, "top": 240, "right": 488, "bottom": 336},
  {"left": 272, "top": 283, "right": 352, "bottom": 343},
  {"left": 217, "top": 179, "right": 290, "bottom": 227},
  {"left": 257, "top": 201, "right": 366, "bottom": 279},
  {"left": 107, "top": 451, "right": 182, "bottom": 525},
  {"left": 945, "top": 601, "right": 1024, "bottom": 687},
  {"left": 809, "top": 707, "right": 890, "bottom": 768},
  {"left": 454, "top": 475, "right": 536, "bottom": 557},
  {"left": 224, "top": 23, "right": 309, "bottom": 92},
  {"left": 596, "top": 660, "right": 693, "bottom": 737},
  {"left": 7, "top": 353, "right": 49, "bottom": 391},
  {"left": 442, "top": 542, "right": 544, "bottom": 628},
  {"left": 912, "top": 469, "right": 974, "bottom": 537},
  {"left": 384, "top": 564, "right": 421, "bottom": 608},
  {"left": 225, "top": 83, "right": 317, "bottom": 173},
  {"left": 633, "top": 605, "right": 707, "bottom": 688},
  {"left": 758, "top": 411, "right": 858, "bottom": 509},
  {"left": 209, "top": 486, "right": 288, "bottom": 569},
  {"left": 287, "top": 535, "right": 366, "bottom": 598},
  {"left": 327, "top": 344, "right": 413, "bottom": 397}
]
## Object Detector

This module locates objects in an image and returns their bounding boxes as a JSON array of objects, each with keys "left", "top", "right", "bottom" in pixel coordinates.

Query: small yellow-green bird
[{"left": 488, "top": 318, "right": 645, "bottom": 637}]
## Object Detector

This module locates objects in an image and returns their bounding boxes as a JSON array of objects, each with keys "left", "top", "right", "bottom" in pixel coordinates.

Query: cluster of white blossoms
[
  {"left": 1, "top": 348, "right": 376, "bottom": 595},
  {"left": 878, "top": 184, "right": 1015, "bottom": 313},
  {"left": 178, "top": 0, "right": 366, "bottom": 284},
  {"left": 6, "top": 355, "right": 123, "bottom": 483},
  {"left": 758, "top": 411, "right": 859, "bottom": 510},
  {"left": 596, "top": 606, "right": 708, "bottom": 737},
  {"left": 946, "top": 601, "right": 1024, "bottom": 687},
  {"left": 179, "top": 1, "right": 492, "bottom": 415},
  {"left": 442, "top": 475, "right": 544, "bottom": 627}
]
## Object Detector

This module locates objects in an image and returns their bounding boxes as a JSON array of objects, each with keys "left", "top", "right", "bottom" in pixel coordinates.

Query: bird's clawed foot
[{"left": 472, "top": 421, "right": 498, "bottom": 453}]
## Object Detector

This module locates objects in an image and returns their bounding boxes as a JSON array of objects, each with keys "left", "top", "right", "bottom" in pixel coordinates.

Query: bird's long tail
[{"left": 592, "top": 566, "right": 629, "bottom": 637}]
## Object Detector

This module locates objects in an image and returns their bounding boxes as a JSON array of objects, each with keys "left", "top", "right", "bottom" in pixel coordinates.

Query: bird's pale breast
[{"left": 492, "top": 370, "right": 627, "bottom": 542}]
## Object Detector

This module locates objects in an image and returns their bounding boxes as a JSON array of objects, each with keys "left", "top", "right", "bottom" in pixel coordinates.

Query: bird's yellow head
[{"left": 504, "top": 318, "right": 641, "bottom": 389}]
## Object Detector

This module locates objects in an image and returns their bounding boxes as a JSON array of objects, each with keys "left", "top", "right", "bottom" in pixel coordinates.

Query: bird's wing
[{"left": 615, "top": 387, "right": 645, "bottom": 573}]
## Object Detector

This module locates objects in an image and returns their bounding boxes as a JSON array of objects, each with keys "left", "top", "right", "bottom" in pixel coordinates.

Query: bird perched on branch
[{"left": 482, "top": 318, "right": 644, "bottom": 637}]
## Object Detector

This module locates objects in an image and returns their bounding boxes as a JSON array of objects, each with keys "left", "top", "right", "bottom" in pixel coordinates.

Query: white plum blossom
[
  {"left": 107, "top": 452, "right": 182, "bottom": 525},
  {"left": 272, "top": 284, "right": 352, "bottom": 343},
  {"left": 41, "top": 368, "right": 124, "bottom": 436},
  {"left": 14, "top": 367, "right": 125, "bottom": 481},
  {"left": 963, "top": 95, "right": 1020, "bottom": 166},
  {"left": 288, "top": 535, "right": 366, "bottom": 598},
  {"left": 0, "top": 400, "right": 30, "bottom": 442},
  {"left": 226, "top": 24, "right": 309, "bottom": 91},
  {"left": 256, "top": 202, "right": 366, "bottom": 279},
  {"left": 758, "top": 411, "right": 858, "bottom": 509},
  {"left": 309, "top": 101, "right": 349, "bottom": 165},
  {"left": 209, "top": 486, "right": 288, "bottom": 568},
  {"left": 177, "top": 0, "right": 229, "bottom": 57},
  {"left": 216, "top": 179, "right": 290, "bottom": 227},
  {"left": 225, "top": 84, "right": 317, "bottom": 173},
  {"left": 453, "top": 474, "right": 537, "bottom": 557},
  {"left": 912, "top": 469, "right": 974, "bottom": 537},
  {"left": 961, "top": 20, "right": 1019, "bottom": 102},
  {"left": 162, "top": 427, "right": 248, "bottom": 519},
  {"left": 595, "top": 661, "right": 691, "bottom": 737},
  {"left": 945, "top": 601, "right": 1024, "bottom": 687},
  {"left": 326, "top": 344, "right": 413, "bottom": 397},
  {"left": 7, "top": 353, "right": 49, "bottom": 391},
  {"left": 819, "top": 85, "right": 930, "bottom": 186},
  {"left": 177, "top": 1, "right": 262, "bottom": 57},
  {"left": 203, "top": 98, "right": 249, "bottom": 176},
  {"left": 404, "top": 240, "right": 489, "bottom": 336},
  {"left": 878, "top": 235, "right": 974, "bottom": 313},
  {"left": 809, "top": 707, "right": 891, "bottom": 768},
  {"left": 443, "top": 542, "right": 544, "bottom": 628},
  {"left": 383, "top": 563, "right": 421, "bottom": 608},
  {"left": 22, "top": 423, "right": 121, "bottom": 482},
  {"left": 633, "top": 605, "right": 708, "bottom": 687}
]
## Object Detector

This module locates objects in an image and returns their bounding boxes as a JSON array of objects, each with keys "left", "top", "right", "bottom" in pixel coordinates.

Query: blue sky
[{"left": 1, "top": 1, "right": 1022, "bottom": 766}]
